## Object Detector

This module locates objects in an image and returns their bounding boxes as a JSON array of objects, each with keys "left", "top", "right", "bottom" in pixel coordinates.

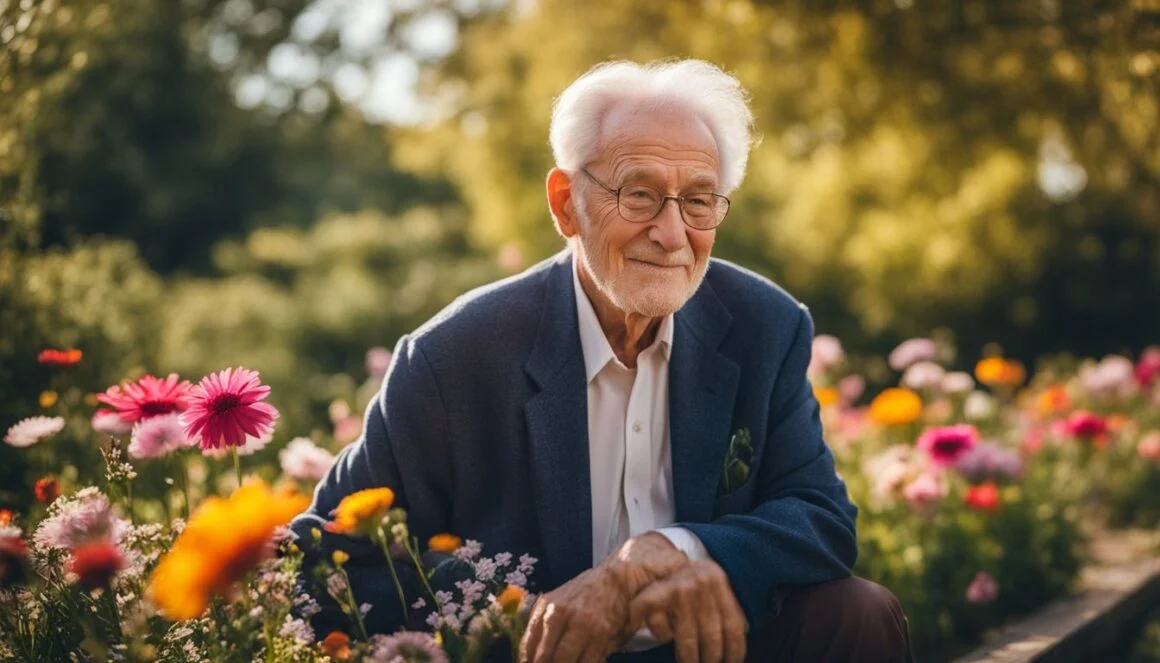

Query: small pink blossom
[
  {"left": 1136, "top": 347, "right": 1160, "bottom": 387},
  {"left": 916, "top": 425, "right": 980, "bottom": 466},
  {"left": 365, "top": 347, "right": 393, "bottom": 381},
  {"left": 966, "top": 571, "right": 999, "bottom": 604},
  {"left": 809, "top": 335, "right": 845, "bottom": 377},
  {"left": 1080, "top": 356, "right": 1137, "bottom": 401},
  {"left": 129, "top": 413, "right": 191, "bottom": 459},
  {"left": 888, "top": 338, "right": 938, "bottom": 372},
  {"left": 902, "top": 361, "right": 946, "bottom": 391},
  {"left": 838, "top": 374, "right": 865, "bottom": 405},
  {"left": 941, "top": 371, "right": 976, "bottom": 395},
  {"left": 91, "top": 410, "right": 132, "bottom": 435},
  {"left": 279, "top": 437, "right": 336, "bottom": 482},
  {"left": 903, "top": 472, "right": 946, "bottom": 511},
  {"left": 334, "top": 416, "right": 362, "bottom": 444},
  {"left": 1138, "top": 432, "right": 1160, "bottom": 461}
]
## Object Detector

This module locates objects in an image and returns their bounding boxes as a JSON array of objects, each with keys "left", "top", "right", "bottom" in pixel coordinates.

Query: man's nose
[{"left": 647, "top": 198, "right": 687, "bottom": 252}]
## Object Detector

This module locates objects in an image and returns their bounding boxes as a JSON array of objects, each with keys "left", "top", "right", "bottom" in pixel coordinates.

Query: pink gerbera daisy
[
  {"left": 97, "top": 374, "right": 193, "bottom": 424},
  {"left": 181, "top": 367, "right": 279, "bottom": 450},
  {"left": 916, "top": 424, "right": 979, "bottom": 466}
]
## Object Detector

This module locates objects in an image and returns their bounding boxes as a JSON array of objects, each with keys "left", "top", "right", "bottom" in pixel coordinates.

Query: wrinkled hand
[
  {"left": 606, "top": 532, "right": 691, "bottom": 596},
  {"left": 520, "top": 565, "right": 632, "bottom": 663},
  {"left": 627, "top": 560, "right": 748, "bottom": 663}
]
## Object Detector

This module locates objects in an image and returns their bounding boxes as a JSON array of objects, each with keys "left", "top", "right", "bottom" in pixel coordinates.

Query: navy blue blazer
[{"left": 290, "top": 249, "right": 857, "bottom": 637}]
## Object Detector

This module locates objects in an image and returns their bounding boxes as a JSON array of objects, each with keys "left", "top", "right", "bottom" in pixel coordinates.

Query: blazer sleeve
[
  {"left": 678, "top": 306, "right": 859, "bottom": 626},
  {"left": 288, "top": 334, "right": 453, "bottom": 635}
]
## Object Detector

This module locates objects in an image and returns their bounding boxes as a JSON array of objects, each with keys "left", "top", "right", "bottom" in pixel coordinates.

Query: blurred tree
[
  {"left": 0, "top": 0, "right": 450, "bottom": 273},
  {"left": 394, "top": 0, "right": 1160, "bottom": 361}
]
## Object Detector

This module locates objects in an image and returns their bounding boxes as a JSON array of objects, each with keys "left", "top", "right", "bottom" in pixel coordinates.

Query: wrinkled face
[{"left": 575, "top": 102, "right": 720, "bottom": 318}]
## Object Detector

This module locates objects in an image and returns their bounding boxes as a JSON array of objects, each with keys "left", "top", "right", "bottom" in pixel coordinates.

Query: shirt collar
[{"left": 572, "top": 254, "right": 673, "bottom": 382}]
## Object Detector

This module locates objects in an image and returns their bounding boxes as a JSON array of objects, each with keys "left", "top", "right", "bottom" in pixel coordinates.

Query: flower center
[
  {"left": 209, "top": 393, "right": 242, "bottom": 413},
  {"left": 140, "top": 401, "right": 176, "bottom": 416}
]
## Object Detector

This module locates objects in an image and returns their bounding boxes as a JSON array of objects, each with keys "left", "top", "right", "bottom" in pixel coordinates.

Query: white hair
[{"left": 549, "top": 59, "right": 755, "bottom": 194}]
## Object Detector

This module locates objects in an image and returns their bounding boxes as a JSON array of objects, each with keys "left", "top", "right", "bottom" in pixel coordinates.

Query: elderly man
[{"left": 292, "top": 59, "right": 912, "bottom": 662}]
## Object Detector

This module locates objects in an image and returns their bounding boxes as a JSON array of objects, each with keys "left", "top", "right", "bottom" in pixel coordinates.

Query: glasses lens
[{"left": 618, "top": 186, "right": 662, "bottom": 221}]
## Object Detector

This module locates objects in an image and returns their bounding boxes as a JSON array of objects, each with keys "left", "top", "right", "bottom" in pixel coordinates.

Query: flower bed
[{"left": 0, "top": 340, "right": 1157, "bottom": 661}]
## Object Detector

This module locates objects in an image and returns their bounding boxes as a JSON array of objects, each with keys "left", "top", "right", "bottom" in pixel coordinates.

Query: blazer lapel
[
  {"left": 524, "top": 252, "right": 593, "bottom": 588},
  {"left": 669, "top": 275, "right": 740, "bottom": 523}
]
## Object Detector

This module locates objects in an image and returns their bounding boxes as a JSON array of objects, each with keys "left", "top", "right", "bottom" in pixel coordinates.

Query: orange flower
[
  {"left": 0, "top": 510, "right": 13, "bottom": 526},
  {"left": 325, "top": 487, "right": 395, "bottom": 537},
  {"left": 148, "top": 478, "right": 308, "bottom": 620},
  {"left": 1036, "top": 386, "right": 1070, "bottom": 416},
  {"left": 38, "top": 391, "right": 58, "bottom": 409},
  {"left": 34, "top": 476, "right": 60, "bottom": 504},
  {"left": 868, "top": 388, "right": 923, "bottom": 426},
  {"left": 975, "top": 358, "right": 1026, "bottom": 388},
  {"left": 37, "top": 348, "right": 82, "bottom": 366},
  {"left": 498, "top": 584, "right": 527, "bottom": 615},
  {"left": 427, "top": 533, "right": 462, "bottom": 553},
  {"left": 965, "top": 482, "right": 1000, "bottom": 512},
  {"left": 813, "top": 386, "right": 839, "bottom": 408},
  {"left": 321, "top": 631, "right": 352, "bottom": 660}
]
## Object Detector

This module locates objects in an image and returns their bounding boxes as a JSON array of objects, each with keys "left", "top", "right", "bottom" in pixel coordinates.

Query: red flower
[
  {"left": 38, "top": 348, "right": 83, "bottom": 366},
  {"left": 965, "top": 482, "right": 1000, "bottom": 512},
  {"left": 34, "top": 476, "right": 60, "bottom": 504},
  {"left": 321, "top": 631, "right": 352, "bottom": 661},
  {"left": 69, "top": 541, "right": 125, "bottom": 590},
  {"left": 0, "top": 535, "right": 29, "bottom": 587},
  {"left": 1064, "top": 411, "right": 1109, "bottom": 447},
  {"left": 182, "top": 367, "right": 279, "bottom": 450},
  {"left": 97, "top": 374, "right": 194, "bottom": 424}
]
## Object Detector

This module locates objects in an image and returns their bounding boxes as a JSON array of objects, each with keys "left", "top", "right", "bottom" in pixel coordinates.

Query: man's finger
[
  {"left": 532, "top": 602, "right": 568, "bottom": 663},
  {"left": 696, "top": 587, "right": 725, "bottom": 663},
  {"left": 671, "top": 584, "right": 701, "bottom": 663},
  {"left": 628, "top": 581, "right": 672, "bottom": 632},
  {"left": 549, "top": 623, "right": 589, "bottom": 663},
  {"left": 646, "top": 609, "right": 675, "bottom": 643},
  {"left": 714, "top": 580, "right": 747, "bottom": 663},
  {"left": 520, "top": 600, "right": 547, "bottom": 663}
]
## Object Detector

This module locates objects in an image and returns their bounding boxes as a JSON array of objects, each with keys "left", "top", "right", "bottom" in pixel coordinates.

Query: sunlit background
[{"left": 3, "top": 2, "right": 1160, "bottom": 660}]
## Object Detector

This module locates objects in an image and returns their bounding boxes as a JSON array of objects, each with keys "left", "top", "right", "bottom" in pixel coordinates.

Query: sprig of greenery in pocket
[{"left": 718, "top": 428, "right": 754, "bottom": 496}]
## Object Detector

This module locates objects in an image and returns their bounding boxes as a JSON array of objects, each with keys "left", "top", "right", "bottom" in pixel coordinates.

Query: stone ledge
[{"left": 954, "top": 530, "right": 1160, "bottom": 663}]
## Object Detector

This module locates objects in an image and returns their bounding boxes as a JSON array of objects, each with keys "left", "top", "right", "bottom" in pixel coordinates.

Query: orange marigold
[
  {"left": 869, "top": 388, "right": 923, "bottom": 426},
  {"left": 427, "top": 533, "right": 462, "bottom": 553},
  {"left": 148, "top": 478, "right": 308, "bottom": 620},
  {"left": 975, "top": 358, "right": 1026, "bottom": 388},
  {"left": 325, "top": 487, "right": 395, "bottom": 537},
  {"left": 813, "top": 386, "right": 839, "bottom": 409},
  {"left": 1036, "top": 386, "right": 1070, "bottom": 416},
  {"left": 321, "top": 631, "right": 352, "bottom": 660},
  {"left": 498, "top": 584, "right": 527, "bottom": 615}
]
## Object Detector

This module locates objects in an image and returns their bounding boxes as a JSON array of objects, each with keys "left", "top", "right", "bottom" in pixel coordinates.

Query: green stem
[
  {"left": 233, "top": 448, "right": 243, "bottom": 488},
  {"left": 179, "top": 458, "right": 192, "bottom": 519},
  {"left": 404, "top": 536, "right": 439, "bottom": 604},
  {"left": 339, "top": 566, "right": 370, "bottom": 642},
  {"left": 126, "top": 480, "right": 135, "bottom": 526},
  {"left": 374, "top": 531, "right": 410, "bottom": 624}
]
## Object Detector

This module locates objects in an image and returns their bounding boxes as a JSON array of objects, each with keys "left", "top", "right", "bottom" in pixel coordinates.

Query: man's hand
[
  {"left": 520, "top": 565, "right": 632, "bottom": 663},
  {"left": 627, "top": 560, "right": 748, "bottom": 663}
]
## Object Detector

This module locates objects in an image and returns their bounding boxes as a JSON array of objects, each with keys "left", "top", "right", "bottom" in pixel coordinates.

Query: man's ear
[{"left": 547, "top": 168, "right": 579, "bottom": 240}]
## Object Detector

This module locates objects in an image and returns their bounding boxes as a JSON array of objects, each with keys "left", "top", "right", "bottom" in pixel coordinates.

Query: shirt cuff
[{"left": 655, "top": 526, "right": 712, "bottom": 562}]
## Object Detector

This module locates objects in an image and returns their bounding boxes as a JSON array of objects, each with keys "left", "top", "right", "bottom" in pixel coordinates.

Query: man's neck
[{"left": 576, "top": 260, "right": 660, "bottom": 369}]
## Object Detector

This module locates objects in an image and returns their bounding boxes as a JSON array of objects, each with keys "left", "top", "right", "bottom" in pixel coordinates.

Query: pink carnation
[
  {"left": 128, "top": 413, "right": 191, "bottom": 459},
  {"left": 1064, "top": 411, "right": 1108, "bottom": 441},
  {"left": 916, "top": 425, "right": 979, "bottom": 466}
]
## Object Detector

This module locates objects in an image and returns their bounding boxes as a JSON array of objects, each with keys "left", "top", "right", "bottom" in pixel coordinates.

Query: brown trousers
[{"left": 611, "top": 576, "right": 913, "bottom": 663}]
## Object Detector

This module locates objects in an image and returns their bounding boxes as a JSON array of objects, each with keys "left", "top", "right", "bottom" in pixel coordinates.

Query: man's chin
[{"left": 610, "top": 285, "right": 691, "bottom": 318}]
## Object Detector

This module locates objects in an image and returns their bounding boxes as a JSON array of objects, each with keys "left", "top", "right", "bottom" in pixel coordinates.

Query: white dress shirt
[{"left": 571, "top": 257, "right": 710, "bottom": 650}]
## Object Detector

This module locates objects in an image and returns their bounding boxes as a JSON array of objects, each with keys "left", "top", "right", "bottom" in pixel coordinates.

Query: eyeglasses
[{"left": 580, "top": 168, "right": 730, "bottom": 230}]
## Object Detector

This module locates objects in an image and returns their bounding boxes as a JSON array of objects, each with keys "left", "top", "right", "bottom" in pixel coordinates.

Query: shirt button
[{"left": 632, "top": 421, "right": 642, "bottom": 433}]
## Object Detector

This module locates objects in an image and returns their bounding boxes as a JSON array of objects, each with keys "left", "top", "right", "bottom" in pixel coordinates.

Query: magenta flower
[
  {"left": 97, "top": 374, "right": 193, "bottom": 424},
  {"left": 1137, "top": 346, "right": 1160, "bottom": 388},
  {"left": 181, "top": 367, "right": 279, "bottom": 450},
  {"left": 1064, "top": 410, "right": 1108, "bottom": 441},
  {"left": 916, "top": 425, "right": 980, "bottom": 466},
  {"left": 966, "top": 571, "right": 999, "bottom": 604},
  {"left": 128, "top": 413, "right": 191, "bottom": 459}
]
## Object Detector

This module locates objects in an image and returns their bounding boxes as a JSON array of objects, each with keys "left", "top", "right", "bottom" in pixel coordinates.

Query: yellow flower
[
  {"left": 149, "top": 478, "right": 309, "bottom": 620},
  {"left": 869, "top": 388, "right": 923, "bottom": 426},
  {"left": 427, "top": 533, "right": 462, "bottom": 553},
  {"left": 498, "top": 584, "right": 527, "bottom": 615},
  {"left": 975, "top": 357, "right": 1026, "bottom": 387},
  {"left": 331, "top": 550, "right": 350, "bottom": 566},
  {"left": 813, "top": 386, "right": 839, "bottom": 408},
  {"left": 325, "top": 487, "right": 395, "bottom": 537},
  {"left": 39, "top": 390, "right": 58, "bottom": 408}
]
